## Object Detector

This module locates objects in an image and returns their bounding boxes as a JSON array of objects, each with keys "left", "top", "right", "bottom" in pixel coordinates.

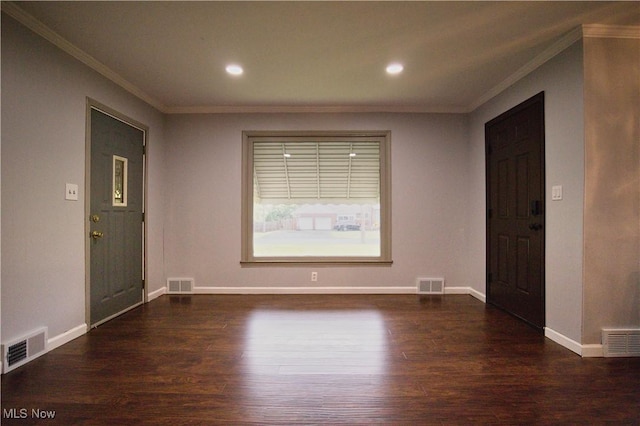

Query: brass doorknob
[{"left": 91, "top": 231, "right": 104, "bottom": 239}]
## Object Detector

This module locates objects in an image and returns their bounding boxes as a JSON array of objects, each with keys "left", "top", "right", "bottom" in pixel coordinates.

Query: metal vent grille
[
  {"left": 6, "top": 341, "right": 27, "bottom": 367},
  {"left": 166, "top": 278, "right": 194, "bottom": 294},
  {"left": 416, "top": 277, "right": 445, "bottom": 295},
  {"left": 602, "top": 329, "right": 640, "bottom": 357},
  {"left": 2, "top": 327, "right": 48, "bottom": 373}
]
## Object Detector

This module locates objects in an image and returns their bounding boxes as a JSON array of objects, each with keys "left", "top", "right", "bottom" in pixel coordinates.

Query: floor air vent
[
  {"left": 416, "top": 277, "right": 445, "bottom": 295},
  {"left": 602, "top": 329, "right": 640, "bottom": 357},
  {"left": 2, "top": 327, "right": 48, "bottom": 373},
  {"left": 167, "top": 278, "right": 194, "bottom": 294}
]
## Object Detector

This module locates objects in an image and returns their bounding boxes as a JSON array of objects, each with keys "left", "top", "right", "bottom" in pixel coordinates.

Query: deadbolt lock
[{"left": 91, "top": 214, "right": 100, "bottom": 223}]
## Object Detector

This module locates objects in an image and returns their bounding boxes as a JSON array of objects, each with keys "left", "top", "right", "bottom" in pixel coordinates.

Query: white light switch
[
  {"left": 65, "top": 183, "right": 79, "bottom": 201},
  {"left": 551, "top": 185, "right": 563, "bottom": 201}
]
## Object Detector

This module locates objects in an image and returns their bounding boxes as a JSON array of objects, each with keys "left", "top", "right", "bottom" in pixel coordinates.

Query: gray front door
[{"left": 89, "top": 107, "right": 144, "bottom": 326}]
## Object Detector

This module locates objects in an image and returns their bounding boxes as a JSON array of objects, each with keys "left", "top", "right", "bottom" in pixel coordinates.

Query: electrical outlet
[{"left": 311, "top": 272, "right": 318, "bottom": 282}]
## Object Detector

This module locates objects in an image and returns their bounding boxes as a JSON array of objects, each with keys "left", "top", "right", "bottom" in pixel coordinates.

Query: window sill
[{"left": 240, "top": 259, "right": 393, "bottom": 267}]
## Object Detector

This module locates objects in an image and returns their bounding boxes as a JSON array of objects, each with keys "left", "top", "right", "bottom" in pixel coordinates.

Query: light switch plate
[
  {"left": 65, "top": 183, "right": 79, "bottom": 201},
  {"left": 551, "top": 185, "right": 563, "bottom": 201}
]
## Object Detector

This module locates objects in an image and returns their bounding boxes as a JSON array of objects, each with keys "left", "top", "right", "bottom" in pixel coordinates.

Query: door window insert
[{"left": 113, "top": 155, "right": 128, "bottom": 206}]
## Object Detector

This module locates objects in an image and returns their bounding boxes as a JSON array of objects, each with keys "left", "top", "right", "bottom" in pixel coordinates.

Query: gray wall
[
  {"left": 164, "top": 113, "right": 470, "bottom": 290},
  {"left": 467, "top": 41, "right": 586, "bottom": 343},
  {"left": 3, "top": 10, "right": 638, "bottom": 354},
  {"left": 583, "top": 36, "right": 640, "bottom": 343},
  {"left": 1, "top": 15, "right": 166, "bottom": 342}
]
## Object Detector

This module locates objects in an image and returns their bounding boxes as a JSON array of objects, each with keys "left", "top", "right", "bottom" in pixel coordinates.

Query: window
[{"left": 241, "top": 131, "right": 392, "bottom": 265}]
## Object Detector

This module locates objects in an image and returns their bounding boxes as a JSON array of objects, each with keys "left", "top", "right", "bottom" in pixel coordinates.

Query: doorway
[
  {"left": 485, "top": 92, "right": 545, "bottom": 330},
  {"left": 87, "top": 101, "right": 146, "bottom": 327}
]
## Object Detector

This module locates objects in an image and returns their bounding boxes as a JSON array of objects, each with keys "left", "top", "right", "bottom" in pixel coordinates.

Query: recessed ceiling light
[
  {"left": 386, "top": 63, "right": 404, "bottom": 75},
  {"left": 225, "top": 64, "right": 243, "bottom": 76}
]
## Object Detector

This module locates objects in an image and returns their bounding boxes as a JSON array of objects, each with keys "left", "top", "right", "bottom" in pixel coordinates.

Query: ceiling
[{"left": 6, "top": 1, "right": 640, "bottom": 113}]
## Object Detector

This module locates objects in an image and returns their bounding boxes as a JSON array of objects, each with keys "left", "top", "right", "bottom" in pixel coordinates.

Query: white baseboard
[
  {"left": 1, "top": 324, "right": 86, "bottom": 374},
  {"left": 192, "top": 285, "right": 489, "bottom": 299},
  {"left": 544, "top": 327, "right": 604, "bottom": 357},
  {"left": 147, "top": 286, "right": 166, "bottom": 302},
  {"left": 581, "top": 344, "right": 604, "bottom": 358},
  {"left": 47, "top": 324, "right": 86, "bottom": 352},
  {"left": 194, "top": 286, "right": 416, "bottom": 294},
  {"left": 469, "top": 288, "right": 486, "bottom": 303},
  {"left": 445, "top": 286, "right": 486, "bottom": 302}
]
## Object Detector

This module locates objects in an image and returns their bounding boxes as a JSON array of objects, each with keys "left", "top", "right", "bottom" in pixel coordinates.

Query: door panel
[
  {"left": 516, "top": 237, "right": 530, "bottom": 292},
  {"left": 486, "top": 92, "right": 545, "bottom": 330},
  {"left": 90, "top": 108, "right": 144, "bottom": 326},
  {"left": 515, "top": 154, "right": 530, "bottom": 217}
]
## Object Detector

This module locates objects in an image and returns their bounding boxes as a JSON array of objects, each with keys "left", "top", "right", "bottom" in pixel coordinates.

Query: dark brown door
[{"left": 486, "top": 92, "right": 545, "bottom": 330}]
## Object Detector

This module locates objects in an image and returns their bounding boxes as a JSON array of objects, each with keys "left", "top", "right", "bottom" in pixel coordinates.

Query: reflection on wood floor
[{"left": 2, "top": 294, "right": 639, "bottom": 424}]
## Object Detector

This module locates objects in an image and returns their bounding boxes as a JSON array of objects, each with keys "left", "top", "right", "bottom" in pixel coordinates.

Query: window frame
[{"left": 241, "top": 130, "right": 392, "bottom": 266}]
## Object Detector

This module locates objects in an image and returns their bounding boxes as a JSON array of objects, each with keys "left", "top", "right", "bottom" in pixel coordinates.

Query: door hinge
[
  {"left": 488, "top": 272, "right": 493, "bottom": 282},
  {"left": 142, "top": 145, "right": 146, "bottom": 155},
  {"left": 142, "top": 279, "right": 146, "bottom": 289},
  {"left": 142, "top": 212, "right": 145, "bottom": 222}
]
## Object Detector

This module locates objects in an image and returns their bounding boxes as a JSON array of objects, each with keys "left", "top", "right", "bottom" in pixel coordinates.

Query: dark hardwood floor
[{"left": 2, "top": 294, "right": 639, "bottom": 424}]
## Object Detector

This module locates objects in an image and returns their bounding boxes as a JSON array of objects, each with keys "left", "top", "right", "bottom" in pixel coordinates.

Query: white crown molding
[
  {"left": 470, "top": 24, "right": 640, "bottom": 111},
  {"left": 7, "top": 1, "right": 636, "bottom": 116},
  {"left": 583, "top": 24, "right": 640, "bottom": 39},
  {"left": 166, "top": 104, "right": 468, "bottom": 114},
  {"left": 1, "top": 1, "right": 169, "bottom": 113},
  {"left": 468, "top": 26, "right": 583, "bottom": 112},
  {"left": 0, "top": 1, "right": 480, "bottom": 115}
]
